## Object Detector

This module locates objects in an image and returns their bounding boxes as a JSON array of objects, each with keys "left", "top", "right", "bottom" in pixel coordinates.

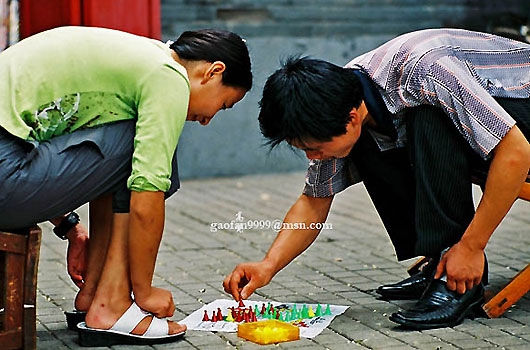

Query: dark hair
[
  {"left": 259, "top": 56, "right": 363, "bottom": 148},
  {"left": 170, "top": 29, "right": 252, "bottom": 91}
]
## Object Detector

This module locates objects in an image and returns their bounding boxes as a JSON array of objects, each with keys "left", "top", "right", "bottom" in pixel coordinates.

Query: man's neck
[{"left": 359, "top": 101, "right": 377, "bottom": 128}]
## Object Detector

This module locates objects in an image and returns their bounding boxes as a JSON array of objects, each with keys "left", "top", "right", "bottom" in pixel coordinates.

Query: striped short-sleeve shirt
[{"left": 304, "top": 28, "right": 530, "bottom": 198}]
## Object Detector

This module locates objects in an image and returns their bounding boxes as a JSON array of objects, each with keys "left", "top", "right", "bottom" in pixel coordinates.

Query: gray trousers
[{"left": 0, "top": 120, "right": 180, "bottom": 230}]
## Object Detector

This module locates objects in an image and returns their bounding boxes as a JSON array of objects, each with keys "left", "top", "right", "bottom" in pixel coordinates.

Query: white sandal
[{"left": 77, "top": 301, "right": 185, "bottom": 347}]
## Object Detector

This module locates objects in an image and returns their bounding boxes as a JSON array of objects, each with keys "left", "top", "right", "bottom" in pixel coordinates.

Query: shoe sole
[
  {"left": 65, "top": 310, "right": 86, "bottom": 331},
  {"left": 389, "top": 296, "right": 485, "bottom": 330},
  {"left": 77, "top": 322, "right": 185, "bottom": 347}
]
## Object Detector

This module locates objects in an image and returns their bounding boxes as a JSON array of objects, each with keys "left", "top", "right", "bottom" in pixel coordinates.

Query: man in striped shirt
[{"left": 224, "top": 29, "right": 530, "bottom": 329}]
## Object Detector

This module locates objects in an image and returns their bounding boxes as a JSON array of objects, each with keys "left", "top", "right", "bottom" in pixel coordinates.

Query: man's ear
[
  {"left": 348, "top": 105, "right": 362, "bottom": 126},
  {"left": 202, "top": 61, "right": 226, "bottom": 83}
]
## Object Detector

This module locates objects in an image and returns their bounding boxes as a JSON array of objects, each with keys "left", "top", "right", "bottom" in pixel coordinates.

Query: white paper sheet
[{"left": 181, "top": 299, "right": 349, "bottom": 338}]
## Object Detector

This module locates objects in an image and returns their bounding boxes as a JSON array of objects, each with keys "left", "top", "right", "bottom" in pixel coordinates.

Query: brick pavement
[{"left": 36, "top": 172, "right": 530, "bottom": 349}]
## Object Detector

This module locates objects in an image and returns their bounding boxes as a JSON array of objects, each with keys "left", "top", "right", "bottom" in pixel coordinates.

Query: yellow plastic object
[{"left": 237, "top": 319, "right": 300, "bottom": 345}]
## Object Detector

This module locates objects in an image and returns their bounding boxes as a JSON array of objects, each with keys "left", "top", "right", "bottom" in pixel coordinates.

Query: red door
[
  {"left": 19, "top": 0, "right": 160, "bottom": 39},
  {"left": 82, "top": 0, "right": 160, "bottom": 39}
]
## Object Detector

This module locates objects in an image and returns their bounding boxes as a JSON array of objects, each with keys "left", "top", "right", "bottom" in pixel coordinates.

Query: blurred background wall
[
  {"left": 0, "top": 0, "right": 18, "bottom": 50},
  {"left": 2, "top": 0, "right": 529, "bottom": 179},
  {"left": 161, "top": 0, "right": 530, "bottom": 179}
]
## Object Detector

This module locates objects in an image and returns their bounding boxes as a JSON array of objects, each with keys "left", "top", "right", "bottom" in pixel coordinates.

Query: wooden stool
[
  {"left": 408, "top": 181, "right": 530, "bottom": 318},
  {"left": 0, "top": 226, "right": 41, "bottom": 350}
]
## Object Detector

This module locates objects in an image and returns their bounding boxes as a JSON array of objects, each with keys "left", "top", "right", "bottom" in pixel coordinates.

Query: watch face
[
  {"left": 69, "top": 212, "right": 80, "bottom": 224},
  {"left": 54, "top": 212, "right": 79, "bottom": 239}
]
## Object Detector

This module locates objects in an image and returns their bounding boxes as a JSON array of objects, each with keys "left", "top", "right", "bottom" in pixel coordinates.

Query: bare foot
[
  {"left": 74, "top": 288, "right": 95, "bottom": 312},
  {"left": 131, "top": 317, "right": 186, "bottom": 336},
  {"left": 85, "top": 300, "right": 186, "bottom": 335}
]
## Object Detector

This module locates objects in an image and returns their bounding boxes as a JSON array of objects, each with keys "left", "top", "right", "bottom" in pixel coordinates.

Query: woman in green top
[{"left": 0, "top": 27, "right": 252, "bottom": 345}]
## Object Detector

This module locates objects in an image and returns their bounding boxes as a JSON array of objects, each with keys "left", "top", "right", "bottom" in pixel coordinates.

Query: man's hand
[
  {"left": 134, "top": 287, "right": 176, "bottom": 318},
  {"left": 434, "top": 126, "right": 529, "bottom": 295},
  {"left": 223, "top": 261, "right": 276, "bottom": 301},
  {"left": 223, "top": 194, "right": 333, "bottom": 301},
  {"left": 66, "top": 224, "right": 90, "bottom": 289},
  {"left": 434, "top": 241, "right": 484, "bottom": 294}
]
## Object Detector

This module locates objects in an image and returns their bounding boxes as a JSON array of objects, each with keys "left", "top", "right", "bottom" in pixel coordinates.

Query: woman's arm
[
  {"left": 50, "top": 215, "right": 89, "bottom": 288},
  {"left": 128, "top": 190, "right": 175, "bottom": 317}
]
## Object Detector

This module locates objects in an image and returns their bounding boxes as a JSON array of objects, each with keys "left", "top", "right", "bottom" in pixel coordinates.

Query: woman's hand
[{"left": 66, "top": 224, "right": 90, "bottom": 289}]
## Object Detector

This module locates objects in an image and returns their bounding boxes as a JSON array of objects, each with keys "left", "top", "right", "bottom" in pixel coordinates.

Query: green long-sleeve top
[{"left": 0, "top": 26, "right": 190, "bottom": 192}]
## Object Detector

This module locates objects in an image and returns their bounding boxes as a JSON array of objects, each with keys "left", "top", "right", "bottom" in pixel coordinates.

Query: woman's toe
[{"left": 169, "top": 321, "right": 186, "bottom": 335}]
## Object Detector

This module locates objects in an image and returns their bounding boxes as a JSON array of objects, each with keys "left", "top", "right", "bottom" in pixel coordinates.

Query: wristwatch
[{"left": 53, "top": 212, "right": 80, "bottom": 240}]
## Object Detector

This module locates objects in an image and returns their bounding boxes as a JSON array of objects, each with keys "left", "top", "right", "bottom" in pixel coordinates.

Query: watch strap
[{"left": 53, "top": 212, "right": 80, "bottom": 240}]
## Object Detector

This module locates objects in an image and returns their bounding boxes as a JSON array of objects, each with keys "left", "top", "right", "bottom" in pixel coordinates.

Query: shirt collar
[{"left": 351, "top": 69, "right": 397, "bottom": 141}]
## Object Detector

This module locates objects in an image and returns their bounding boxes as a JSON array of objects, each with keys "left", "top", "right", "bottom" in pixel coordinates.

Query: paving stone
[
  {"left": 484, "top": 336, "right": 530, "bottom": 347},
  {"left": 37, "top": 339, "right": 70, "bottom": 350},
  {"left": 193, "top": 345, "right": 237, "bottom": 350},
  {"left": 430, "top": 330, "right": 478, "bottom": 342},
  {"left": 320, "top": 342, "right": 367, "bottom": 350},
  {"left": 505, "top": 345, "right": 530, "bottom": 350},
  {"left": 404, "top": 341, "right": 451, "bottom": 350},
  {"left": 376, "top": 346, "right": 417, "bottom": 350},
  {"left": 313, "top": 332, "right": 351, "bottom": 345},
  {"left": 34, "top": 172, "right": 530, "bottom": 350},
  {"left": 504, "top": 326, "right": 530, "bottom": 336},
  {"left": 275, "top": 338, "right": 317, "bottom": 348},
  {"left": 185, "top": 332, "right": 228, "bottom": 347},
  {"left": 446, "top": 338, "right": 498, "bottom": 349},
  {"left": 386, "top": 332, "right": 437, "bottom": 345}
]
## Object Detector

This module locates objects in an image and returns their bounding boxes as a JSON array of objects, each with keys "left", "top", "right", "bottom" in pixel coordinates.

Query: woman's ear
[{"left": 202, "top": 61, "right": 226, "bottom": 83}]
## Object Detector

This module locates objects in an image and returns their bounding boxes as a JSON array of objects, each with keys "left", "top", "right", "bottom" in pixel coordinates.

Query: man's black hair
[
  {"left": 170, "top": 29, "right": 252, "bottom": 91},
  {"left": 259, "top": 56, "right": 363, "bottom": 148}
]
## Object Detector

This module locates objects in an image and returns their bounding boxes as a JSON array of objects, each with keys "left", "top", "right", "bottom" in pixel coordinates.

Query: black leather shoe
[
  {"left": 376, "top": 259, "right": 436, "bottom": 300},
  {"left": 389, "top": 279, "right": 485, "bottom": 330}
]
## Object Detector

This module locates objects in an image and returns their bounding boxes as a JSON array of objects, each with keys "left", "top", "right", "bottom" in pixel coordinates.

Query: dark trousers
[
  {"left": 352, "top": 98, "right": 530, "bottom": 261},
  {"left": 0, "top": 120, "right": 180, "bottom": 229}
]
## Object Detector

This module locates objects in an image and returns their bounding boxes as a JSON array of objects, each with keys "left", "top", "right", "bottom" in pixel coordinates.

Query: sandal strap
[
  {"left": 110, "top": 302, "right": 150, "bottom": 334},
  {"left": 144, "top": 316, "right": 169, "bottom": 337}
]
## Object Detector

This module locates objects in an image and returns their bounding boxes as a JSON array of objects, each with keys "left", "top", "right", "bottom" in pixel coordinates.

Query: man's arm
[
  {"left": 128, "top": 191, "right": 176, "bottom": 318},
  {"left": 436, "top": 125, "right": 530, "bottom": 293},
  {"left": 223, "top": 194, "right": 333, "bottom": 300}
]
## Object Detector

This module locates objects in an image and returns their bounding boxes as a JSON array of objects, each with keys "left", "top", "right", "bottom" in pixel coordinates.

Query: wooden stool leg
[
  {"left": 0, "top": 227, "right": 41, "bottom": 350},
  {"left": 3, "top": 244, "right": 25, "bottom": 349},
  {"left": 0, "top": 250, "right": 5, "bottom": 328},
  {"left": 483, "top": 264, "right": 530, "bottom": 318},
  {"left": 23, "top": 227, "right": 41, "bottom": 350}
]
